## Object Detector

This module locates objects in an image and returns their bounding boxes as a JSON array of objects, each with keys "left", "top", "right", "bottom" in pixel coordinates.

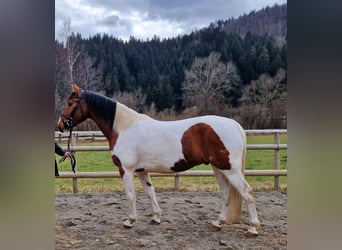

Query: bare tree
[
  {"left": 240, "top": 70, "right": 286, "bottom": 107},
  {"left": 57, "top": 17, "right": 104, "bottom": 92},
  {"left": 183, "top": 52, "right": 240, "bottom": 114},
  {"left": 239, "top": 69, "right": 287, "bottom": 128},
  {"left": 75, "top": 55, "right": 103, "bottom": 91},
  {"left": 112, "top": 88, "right": 146, "bottom": 112},
  {"left": 58, "top": 18, "right": 83, "bottom": 83}
]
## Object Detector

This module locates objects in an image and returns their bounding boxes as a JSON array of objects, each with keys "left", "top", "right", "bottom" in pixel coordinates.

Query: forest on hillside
[{"left": 55, "top": 4, "right": 287, "bottom": 129}]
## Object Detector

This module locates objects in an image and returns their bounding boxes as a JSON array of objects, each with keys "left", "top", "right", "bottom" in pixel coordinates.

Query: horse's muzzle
[
  {"left": 58, "top": 117, "right": 74, "bottom": 132},
  {"left": 57, "top": 118, "right": 65, "bottom": 132}
]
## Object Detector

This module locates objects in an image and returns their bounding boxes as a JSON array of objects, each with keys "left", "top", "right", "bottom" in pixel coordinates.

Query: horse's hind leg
[
  {"left": 223, "top": 168, "right": 261, "bottom": 236},
  {"left": 211, "top": 166, "right": 230, "bottom": 229},
  {"left": 136, "top": 172, "right": 161, "bottom": 224}
]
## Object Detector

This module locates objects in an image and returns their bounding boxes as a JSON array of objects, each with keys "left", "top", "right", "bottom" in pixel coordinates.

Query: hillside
[
  {"left": 56, "top": 4, "right": 287, "bottom": 129},
  {"left": 222, "top": 4, "right": 287, "bottom": 46}
]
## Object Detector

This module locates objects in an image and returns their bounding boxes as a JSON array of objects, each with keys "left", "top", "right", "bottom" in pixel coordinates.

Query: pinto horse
[{"left": 58, "top": 84, "right": 260, "bottom": 236}]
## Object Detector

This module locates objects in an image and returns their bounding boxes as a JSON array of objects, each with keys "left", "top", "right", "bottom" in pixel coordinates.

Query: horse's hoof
[
  {"left": 210, "top": 221, "right": 222, "bottom": 232},
  {"left": 149, "top": 219, "right": 160, "bottom": 225},
  {"left": 123, "top": 219, "right": 135, "bottom": 228},
  {"left": 245, "top": 227, "right": 258, "bottom": 237}
]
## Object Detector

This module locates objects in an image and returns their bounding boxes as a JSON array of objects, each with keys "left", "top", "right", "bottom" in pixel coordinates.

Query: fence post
[
  {"left": 71, "top": 134, "right": 78, "bottom": 194},
  {"left": 274, "top": 132, "right": 280, "bottom": 190},
  {"left": 174, "top": 173, "right": 180, "bottom": 191}
]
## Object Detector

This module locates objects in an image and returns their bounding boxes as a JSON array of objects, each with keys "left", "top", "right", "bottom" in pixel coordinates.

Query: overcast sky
[{"left": 55, "top": 0, "right": 287, "bottom": 41}]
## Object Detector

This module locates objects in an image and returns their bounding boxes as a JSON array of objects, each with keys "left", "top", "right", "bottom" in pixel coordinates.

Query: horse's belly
[{"left": 137, "top": 145, "right": 183, "bottom": 172}]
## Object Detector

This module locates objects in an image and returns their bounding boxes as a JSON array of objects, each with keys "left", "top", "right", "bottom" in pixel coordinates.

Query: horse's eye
[{"left": 68, "top": 102, "right": 72, "bottom": 106}]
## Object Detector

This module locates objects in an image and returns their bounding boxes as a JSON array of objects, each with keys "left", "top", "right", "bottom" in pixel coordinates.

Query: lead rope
[
  {"left": 67, "top": 127, "right": 73, "bottom": 152},
  {"left": 58, "top": 127, "right": 76, "bottom": 173}
]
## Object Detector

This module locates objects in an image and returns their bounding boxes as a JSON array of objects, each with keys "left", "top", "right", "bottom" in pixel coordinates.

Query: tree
[
  {"left": 182, "top": 52, "right": 240, "bottom": 114},
  {"left": 240, "top": 72, "right": 285, "bottom": 107},
  {"left": 55, "top": 41, "right": 69, "bottom": 100},
  {"left": 74, "top": 54, "right": 103, "bottom": 91},
  {"left": 58, "top": 18, "right": 83, "bottom": 83},
  {"left": 239, "top": 70, "right": 287, "bottom": 128},
  {"left": 112, "top": 88, "right": 146, "bottom": 112}
]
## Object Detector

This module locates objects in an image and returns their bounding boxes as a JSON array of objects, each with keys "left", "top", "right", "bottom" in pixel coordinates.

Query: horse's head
[{"left": 58, "top": 84, "right": 88, "bottom": 132}]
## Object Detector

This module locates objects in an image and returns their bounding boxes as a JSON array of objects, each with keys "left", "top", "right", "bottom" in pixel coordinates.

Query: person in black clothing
[{"left": 55, "top": 142, "right": 71, "bottom": 176}]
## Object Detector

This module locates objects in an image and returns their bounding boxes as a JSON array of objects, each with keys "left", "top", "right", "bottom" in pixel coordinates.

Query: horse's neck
[
  {"left": 113, "top": 102, "right": 149, "bottom": 133},
  {"left": 89, "top": 112, "right": 114, "bottom": 141}
]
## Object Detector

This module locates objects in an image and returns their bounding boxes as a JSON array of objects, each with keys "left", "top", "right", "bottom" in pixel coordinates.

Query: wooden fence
[{"left": 55, "top": 129, "right": 287, "bottom": 193}]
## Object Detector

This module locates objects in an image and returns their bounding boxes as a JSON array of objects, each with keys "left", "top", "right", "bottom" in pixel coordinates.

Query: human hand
[{"left": 64, "top": 152, "right": 71, "bottom": 158}]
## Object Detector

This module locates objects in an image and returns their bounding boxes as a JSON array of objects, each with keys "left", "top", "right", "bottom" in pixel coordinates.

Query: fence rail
[
  {"left": 55, "top": 129, "right": 287, "bottom": 142},
  {"left": 55, "top": 130, "right": 287, "bottom": 193},
  {"left": 57, "top": 170, "right": 287, "bottom": 178}
]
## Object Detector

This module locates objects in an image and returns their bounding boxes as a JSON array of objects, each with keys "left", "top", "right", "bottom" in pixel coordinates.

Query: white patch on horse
[{"left": 113, "top": 102, "right": 149, "bottom": 133}]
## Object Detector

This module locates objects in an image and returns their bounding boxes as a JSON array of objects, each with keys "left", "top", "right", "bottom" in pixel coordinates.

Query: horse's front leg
[
  {"left": 136, "top": 171, "right": 161, "bottom": 224},
  {"left": 122, "top": 171, "right": 137, "bottom": 228}
]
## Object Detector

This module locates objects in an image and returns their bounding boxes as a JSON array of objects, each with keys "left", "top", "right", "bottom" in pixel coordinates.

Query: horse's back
[
  {"left": 164, "top": 115, "right": 244, "bottom": 142},
  {"left": 153, "top": 115, "right": 245, "bottom": 155}
]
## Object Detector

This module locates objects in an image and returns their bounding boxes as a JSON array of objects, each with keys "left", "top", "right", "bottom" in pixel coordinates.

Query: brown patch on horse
[
  {"left": 135, "top": 168, "right": 145, "bottom": 172},
  {"left": 108, "top": 132, "right": 125, "bottom": 176},
  {"left": 112, "top": 155, "right": 125, "bottom": 177},
  {"left": 108, "top": 132, "right": 119, "bottom": 151},
  {"left": 172, "top": 159, "right": 194, "bottom": 172},
  {"left": 171, "top": 123, "right": 231, "bottom": 172}
]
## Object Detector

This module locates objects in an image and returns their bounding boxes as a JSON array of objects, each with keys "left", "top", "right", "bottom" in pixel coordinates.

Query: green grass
[{"left": 55, "top": 135, "right": 287, "bottom": 193}]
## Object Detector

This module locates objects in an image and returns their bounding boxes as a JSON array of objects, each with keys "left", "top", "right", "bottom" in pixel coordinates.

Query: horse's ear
[{"left": 72, "top": 83, "right": 82, "bottom": 96}]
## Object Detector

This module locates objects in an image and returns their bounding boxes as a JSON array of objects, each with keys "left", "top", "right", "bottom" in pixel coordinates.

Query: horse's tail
[
  {"left": 240, "top": 124, "right": 247, "bottom": 175},
  {"left": 227, "top": 121, "right": 246, "bottom": 223},
  {"left": 233, "top": 120, "right": 247, "bottom": 173}
]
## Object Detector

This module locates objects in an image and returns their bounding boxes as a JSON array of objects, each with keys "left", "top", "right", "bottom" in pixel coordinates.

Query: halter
[
  {"left": 60, "top": 91, "right": 83, "bottom": 151},
  {"left": 61, "top": 92, "right": 84, "bottom": 130}
]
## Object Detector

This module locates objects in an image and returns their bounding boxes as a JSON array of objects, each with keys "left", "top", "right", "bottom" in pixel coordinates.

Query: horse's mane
[{"left": 84, "top": 91, "right": 116, "bottom": 129}]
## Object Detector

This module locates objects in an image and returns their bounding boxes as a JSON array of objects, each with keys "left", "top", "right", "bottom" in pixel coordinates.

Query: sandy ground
[{"left": 55, "top": 191, "right": 287, "bottom": 249}]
